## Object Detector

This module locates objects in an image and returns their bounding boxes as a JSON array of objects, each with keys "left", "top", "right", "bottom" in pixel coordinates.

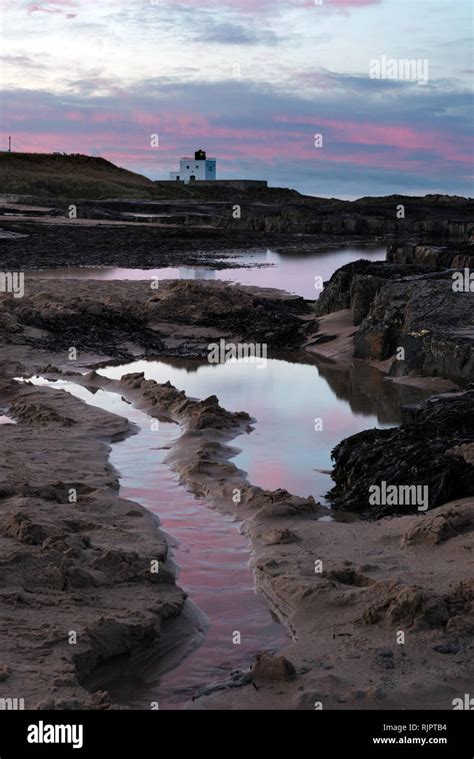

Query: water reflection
[
  {"left": 0, "top": 415, "right": 15, "bottom": 425},
  {"left": 29, "top": 245, "right": 385, "bottom": 299},
  {"left": 25, "top": 377, "right": 288, "bottom": 709},
  {"left": 99, "top": 354, "right": 430, "bottom": 503},
  {"left": 178, "top": 267, "right": 216, "bottom": 280}
]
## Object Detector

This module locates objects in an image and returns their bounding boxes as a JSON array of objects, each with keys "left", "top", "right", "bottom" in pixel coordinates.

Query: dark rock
[
  {"left": 327, "top": 390, "right": 474, "bottom": 516},
  {"left": 251, "top": 651, "right": 296, "bottom": 681},
  {"left": 316, "top": 255, "right": 474, "bottom": 385},
  {"left": 387, "top": 241, "right": 474, "bottom": 269},
  {"left": 354, "top": 275, "right": 474, "bottom": 383},
  {"left": 376, "top": 649, "right": 395, "bottom": 669},
  {"left": 315, "top": 260, "right": 439, "bottom": 324},
  {"left": 432, "top": 639, "right": 461, "bottom": 655}
]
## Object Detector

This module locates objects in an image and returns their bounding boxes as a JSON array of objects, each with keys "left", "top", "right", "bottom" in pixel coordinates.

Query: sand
[
  {"left": 79, "top": 370, "right": 474, "bottom": 711},
  {"left": 0, "top": 278, "right": 472, "bottom": 709},
  {"left": 0, "top": 376, "right": 188, "bottom": 709}
]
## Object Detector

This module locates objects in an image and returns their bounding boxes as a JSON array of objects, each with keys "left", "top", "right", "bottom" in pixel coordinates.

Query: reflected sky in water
[
  {"left": 31, "top": 245, "right": 385, "bottom": 300},
  {"left": 25, "top": 376, "right": 289, "bottom": 708},
  {"left": 99, "top": 356, "right": 429, "bottom": 503}
]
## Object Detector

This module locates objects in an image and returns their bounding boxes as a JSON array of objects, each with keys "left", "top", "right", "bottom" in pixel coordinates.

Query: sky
[{"left": 0, "top": 0, "right": 473, "bottom": 198}]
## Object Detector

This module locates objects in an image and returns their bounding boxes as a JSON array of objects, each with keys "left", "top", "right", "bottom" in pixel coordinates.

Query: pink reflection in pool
[
  {"left": 30, "top": 246, "right": 386, "bottom": 300},
  {"left": 26, "top": 378, "right": 289, "bottom": 709}
]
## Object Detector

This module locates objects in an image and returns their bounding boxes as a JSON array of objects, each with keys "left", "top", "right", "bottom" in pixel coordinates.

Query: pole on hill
[{"left": 8, "top": 136, "right": 11, "bottom": 152}]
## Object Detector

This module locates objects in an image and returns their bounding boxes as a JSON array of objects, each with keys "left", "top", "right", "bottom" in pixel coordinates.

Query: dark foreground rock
[
  {"left": 315, "top": 260, "right": 439, "bottom": 324},
  {"left": 354, "top": 274, "right": 474, "bottom": 383},
  {"left": 387, "top": 241, "right": 474, "bottom": 269},
  {"left": 315, "top": 257, "right": 474, "bottom": 384},
  {"left": 327, "top": 390, "right": 474, "bottom": 517},
  {"left": 0, "top": 278, "right": 313, "bottom": 360}
]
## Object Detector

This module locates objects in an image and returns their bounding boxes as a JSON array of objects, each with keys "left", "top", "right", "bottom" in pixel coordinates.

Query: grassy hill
[
  {"left": 0, "top": 152, "right": 174, "bottom": 200},
  {"left": 0, "top": 151, "right": 302, "bottom": 202}
]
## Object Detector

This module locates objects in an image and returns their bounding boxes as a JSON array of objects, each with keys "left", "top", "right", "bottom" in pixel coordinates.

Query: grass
[
  {"left": 0, "top": 152, "right": 165, "bottom": 200},
  {"left": 0, "top": 152, "right": 300, "bottom": 202}
]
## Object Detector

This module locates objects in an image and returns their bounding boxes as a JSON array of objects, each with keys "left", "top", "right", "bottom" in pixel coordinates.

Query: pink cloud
[
  {"left": 28, "top": 1, "right": 77, "bottom": 17},
  {"left": 164, "top": 0, "right": 381, "bottom": 10},
  {"left": 328, "top": 0, "right": 381, "bottom": 5},
  {"left": 3, "top": 115, "right": 466, "bottom": 177},
  {"left": 1, "top": 88, "right": 471, "bottom": 188},
  {"left": 274, "top": 115, "right": 473, "bottom": 165}
]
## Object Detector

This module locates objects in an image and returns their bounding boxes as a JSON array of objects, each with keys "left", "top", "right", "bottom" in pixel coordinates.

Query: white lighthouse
[{"left": 169, "top": 149, "right": 216, "bottom": 183}]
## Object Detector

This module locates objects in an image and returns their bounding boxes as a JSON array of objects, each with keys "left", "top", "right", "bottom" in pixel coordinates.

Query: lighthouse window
[{"left": 186, "top": 165, "right": 189, "bottom": 169}]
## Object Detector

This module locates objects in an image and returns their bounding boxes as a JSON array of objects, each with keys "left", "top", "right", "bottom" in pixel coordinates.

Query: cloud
[
  {"left": 3, "top": 0, "right": 471, "bottom": 199},
  {"left": 194, "top": 21, "right": 279, "bottom": 45},
  {"left": 0, "top": 55, "right": 46, "bottom": 69},
  {"left": 162, "top": 0, "right": 280, "bottom": 9},
  {"left": 329, "top": 0, "right": 381, "bottom": 5},
  {"left": 132, "top": 3, "right": 280, "bottom": 46},
  {"left": 168, "top": 0, "right": 382, "bottom": 7},
  {"left": 27, "top": 2, "right": 77, "bottom": 18},
  {"left": 1, "top": 73, "right": 471, "bottom": 198}
]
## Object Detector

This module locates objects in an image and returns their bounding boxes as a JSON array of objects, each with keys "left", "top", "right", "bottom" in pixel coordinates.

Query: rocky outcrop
[
  {"left": 120, "top": 372, "right": 252, "bottom": 432},
  {"left": 354, "top": 275, "right": 474, "bottom": 383},
  {"left": 0, "top": 194, "right": 472, "bottom": 274},
  {"left": 315, "top": 260, "right": 438, "bottom": 324},
  {"left": 1, "top": 279, "right": 313, "bottom": 360},
  {"left": 327, "top": 390, "right": 474, "bottom": 517},
  {"left": 387, "top": 241, "right": 474, "bottom": 268},
  {"left": 113, "top": 195, "right": 474, "bottom": 241},
  {"left": 315, "top": 257, "right": 474, "bottom": 384}
]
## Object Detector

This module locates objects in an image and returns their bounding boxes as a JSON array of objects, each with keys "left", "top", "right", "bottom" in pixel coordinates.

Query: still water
[
  {"left": 99, "top": 355, "right": 429, "bottom": 504},
  {"left": 23, "top": 242, "right": 427, "bottom": 708},
  {"left": 26, "top": 377, "right": 289, "bottom": 709},
  {"left": 31, "top": 245, "right": 385, "bottom": 299},
  {"left": 27, "top": 355, "right": 428, "bottom": 708}
]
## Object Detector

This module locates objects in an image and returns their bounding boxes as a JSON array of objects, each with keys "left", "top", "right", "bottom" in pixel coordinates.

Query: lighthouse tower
[{"left": 169, "top": 149, "right": 216, "bottom": 182}]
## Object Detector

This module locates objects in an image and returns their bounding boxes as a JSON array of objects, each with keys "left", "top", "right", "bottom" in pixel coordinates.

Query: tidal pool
[
  {"left": 30, "top": 245, "right": 385, "bottom": 300},
  {"left": 25, "top": 350, "right": 430, "bottom": 708},
  {"left": 99, "top": 355, "right": 430, "bottom": 504},
  {"left": 25, "top": 377, "right": 288, "bottom": 709}
]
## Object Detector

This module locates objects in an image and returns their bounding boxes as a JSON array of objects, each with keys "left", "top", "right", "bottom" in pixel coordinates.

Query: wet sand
[
  {"left": 0, "top": 377, "right": 186, "bottom": 709},
  {"left": 86, "top": 370, "right": 474, "bottom": 710},
  {"left": 0, "top": 276, "right": 472, "bottom": 709}
]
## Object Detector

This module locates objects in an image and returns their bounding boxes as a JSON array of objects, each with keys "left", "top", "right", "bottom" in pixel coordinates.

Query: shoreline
[
  {"left": 6, "top": 354, "right": 470, "bottom": 710},
  {"left": 0, "top": 255, "right": 472, "bottom": 710},
  {"left": 306, "top": 308, "right": 459, "bottom": 394},
  {"left": 77, "top": 368, "right": 473, "bottom": 710}
]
